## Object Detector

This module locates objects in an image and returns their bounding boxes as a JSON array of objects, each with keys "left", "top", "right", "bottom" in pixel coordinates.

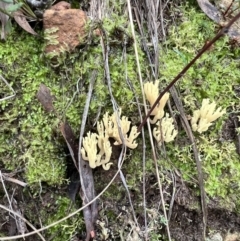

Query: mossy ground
[
  {"left": 159, "top": 2, "right": 240, "bottom": 211},
  {"left": 0, "top": 0, "right": 240, "bottom": 240}
]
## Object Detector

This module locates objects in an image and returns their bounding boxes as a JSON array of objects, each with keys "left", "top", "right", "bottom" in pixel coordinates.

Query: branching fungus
[
  {"left": 81, "top": 131, "right": 113, "bottom": 170},
  {"left": 81, "top": 109, "right": 140, "bottom": 170},
  {"left": 153, "top": 114, "right": 178, "bottom": 146},
  {"left": 102, "top": 110, "right": 140, "bottom": 149},
  {"left": 144, "top": 80, "right": 169, "bottom": 124},
  {"left": 191, "top": 98, "right": 226, "bottom": 133}
]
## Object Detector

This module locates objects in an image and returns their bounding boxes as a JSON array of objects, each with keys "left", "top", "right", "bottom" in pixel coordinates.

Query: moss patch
[{"left": 159, "top": 3, "right": 240, "bottom": 210}]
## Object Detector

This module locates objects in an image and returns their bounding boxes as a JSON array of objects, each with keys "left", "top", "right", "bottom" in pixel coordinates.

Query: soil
[{"left": 1, "top": 168, "right": 240, "bottom": 240}]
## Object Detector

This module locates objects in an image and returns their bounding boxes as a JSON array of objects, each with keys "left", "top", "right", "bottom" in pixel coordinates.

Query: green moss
[
  {"left": 158, "top": 3, "right": 240, "bottom": 211},
  {"left": 45, "top": 197, "right": 84, "bottom": 241},
  {"left": 0, "top": 31, "right": 66, "bottom": 185},
  {"left": 0, "top": 7, "right": 146, "bottom": 187}
]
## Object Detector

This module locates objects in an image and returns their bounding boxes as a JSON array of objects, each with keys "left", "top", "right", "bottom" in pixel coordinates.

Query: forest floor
[{"left": 0, "top": 0, "right": 240, "bottom": 240}]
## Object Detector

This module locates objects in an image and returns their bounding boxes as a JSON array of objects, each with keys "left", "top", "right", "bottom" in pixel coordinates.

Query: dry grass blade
[
  {"left": 145, "top": 0, "right": 160, "bottom": 78},
  {"left": 1, "top": 173, "right": 27, "bottom": 187},
  {"left": 0, "top": 1, "right": 10, "bottom": 39},
  {"left": 77, "top": 70, "right": 98, "bottom": 241},
  {"left": 167, "top": 170, "right": 177, "bottom": 222},
  {"left": 16, "top": 0, "right": 37, "bottom": 20},
  {"left": 0, "top": 74, "right": 15, "bottom": 102},
  {"left": 126, "top": 76, "right": 148, "bottom": 238}
]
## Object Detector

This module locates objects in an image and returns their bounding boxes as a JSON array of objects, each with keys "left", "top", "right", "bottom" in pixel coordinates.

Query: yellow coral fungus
[
  {"left": 143, "top": 80, "right": 169, "bottom": 124},
  {"left": 191, "top": 98, "right": 226, "bottom": 133},
  {"left": 102, "top": 110, "right": 140, "bottom": 149},
  {"left": 81, "top": 109, "right": 140, "bottom": 170},
  {"left": 81, "top": 131, "right": 112, "bottom": 170},
  {"left": 153, "top": 114, "right": 178, "bottom": 146}
]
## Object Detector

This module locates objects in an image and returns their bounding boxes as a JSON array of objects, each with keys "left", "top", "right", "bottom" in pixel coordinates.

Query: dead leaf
[
  {"left": 13, "top": 10, "right": 37, "bottom": 36},
  {"left": 60, "top": 121, "right": 98, "bottom": 240},
  {"left": 197, "top": 0, "right": 222, "bottom": 23},
  {"left": 197, "top": 0, "right": 240, "bottom": 43},
  {"left": 37, "top": 83, "right": 55, "bottom": 112}
]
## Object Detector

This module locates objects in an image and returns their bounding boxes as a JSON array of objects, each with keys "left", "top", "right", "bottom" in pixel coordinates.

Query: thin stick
[
  {"left": 1, "top": 173, "right": 27, "bottom": 187},
  {"left": 0, "top": 75, "right": 16, "bottom": 102},
  {"left": 0, "top": 171, "right": 16, "bottom": 222},
  {"left": 0, "top": 204, "right": 46, "bottom": 241},
  {"left": 223, "top": 0, "right": 235, "bottom": 17}
]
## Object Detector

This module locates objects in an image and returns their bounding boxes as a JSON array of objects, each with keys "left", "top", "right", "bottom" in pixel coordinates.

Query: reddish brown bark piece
[
  {"left": 43, "top": 9, "right": 87, "bottom": 54},
  {"left": 36, "top": 84, "right": 55, "bottom": 112}
]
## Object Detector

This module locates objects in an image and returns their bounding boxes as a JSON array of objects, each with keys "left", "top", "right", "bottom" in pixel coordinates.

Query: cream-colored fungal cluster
[
  {"left": 81, "top": 110, "right": 140, "bottom": 170},
  {"left": 191, "top": 98, "right": 226, "bottom": 133},
  {"left": 81, "top": 132, "right": 112, "bottom": 170},
  {"left": 153, "top": 114, "right": 178, "bottom": 145},
  {"left": 143, "top": 80, "right": 170, "bottom": 124},
  {"left": 82, "top": 85, "right": 225, "bottom": 169},
  {"left": 144, "top": 80, "right": 178, "bottom": 146},
  {"left": 101, "top": 111, "right": 140, "bottom": 149}
]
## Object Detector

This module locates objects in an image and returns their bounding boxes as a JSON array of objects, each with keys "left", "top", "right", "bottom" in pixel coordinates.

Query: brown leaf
[
  {"left": 197, "top": 0, "right": 240, "bottom": 43},
  {"left": 37, "top": 83, "right": 55, "bottom": 112},
  {"left": 13, "top": 10, "right": 38, "bottom": 36},
  {"left": 196, "top": 0, "right": 222, "bottom": 23},
  {"left": 60, "top": 121, "right": 98, "bottom": 240}
]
